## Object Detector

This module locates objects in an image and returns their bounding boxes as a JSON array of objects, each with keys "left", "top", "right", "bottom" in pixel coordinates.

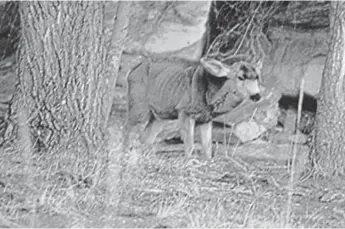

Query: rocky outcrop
[
  {"left": 123, "top": 1, "right": 211, "bottom": 59},
  {"left": 262, "top": 27, "right": 328, "bottom": 97},
  {"left": 260, "top": 3, "right": 329, "bottom": 134},
  {"left": 108, "top": 1, "right": 212, "bottom": 87}
]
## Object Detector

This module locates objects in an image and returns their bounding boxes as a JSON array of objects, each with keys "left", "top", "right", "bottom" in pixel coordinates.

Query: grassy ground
[
  {"left": 2, "top": 132, "right": 345, "bottom": 228},
  {"left": 1, "top": 142, "right": 345, "bottom": 228},
  {"left": 1, "top": 88, "right": 345, "bottom": 228}
]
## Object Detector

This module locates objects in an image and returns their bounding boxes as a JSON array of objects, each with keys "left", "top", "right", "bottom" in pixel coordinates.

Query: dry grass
[{"left": 1, "top": 118, "right": 345, "bottom": 228}]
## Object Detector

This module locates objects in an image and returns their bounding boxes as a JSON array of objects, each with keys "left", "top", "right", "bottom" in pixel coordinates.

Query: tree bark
[
  {"left": 7, "top": 2, "right": 110, "bottom": 160},
  {"left": 102, "top": 1, "right": 132, "bottom": 210},
  {"left": 104, "top": 2, "right": 131, "bottom": 126},
  {"left": 315, "top": 2, "right": 345, "bottom": 176}
]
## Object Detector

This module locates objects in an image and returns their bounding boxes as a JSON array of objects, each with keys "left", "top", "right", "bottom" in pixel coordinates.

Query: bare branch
[{"left": 205, "top": 1, "right": 278, "bottom": 66}]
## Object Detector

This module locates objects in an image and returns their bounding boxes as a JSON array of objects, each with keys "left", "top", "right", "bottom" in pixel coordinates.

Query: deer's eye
[{"left": 238, "top": 76, "right": 245, "bottom": 81}]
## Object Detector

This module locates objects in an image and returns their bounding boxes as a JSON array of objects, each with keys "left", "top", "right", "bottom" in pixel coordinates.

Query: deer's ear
[{"left": 200, "top": 57, "right": 232, "bottom": 78}]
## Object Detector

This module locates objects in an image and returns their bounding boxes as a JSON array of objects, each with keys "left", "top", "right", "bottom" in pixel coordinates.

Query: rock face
[
  {"left": 263, "top": 1, "right": 329, "bottom": 98},
  {"left": 108, "top": 1, "right": 212, "bottom": 87},
  {"left": 124, "top": 1, "right": 211, "bottom": 60},
  {"left": 262, "top": 27, "right": 328, "bottom": 97},
  {"left": 259, "top": 1, "right": 329, "bottom": 135}
]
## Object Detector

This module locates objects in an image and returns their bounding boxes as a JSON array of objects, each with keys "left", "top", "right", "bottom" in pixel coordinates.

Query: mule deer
[{"left": 126, "top": 57, "right": 262, "bottom": 159}]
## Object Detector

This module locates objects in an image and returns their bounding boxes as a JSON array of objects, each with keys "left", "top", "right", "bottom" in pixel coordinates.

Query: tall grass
[{"left": 286, "top": 77, "right": 305, "bottom": 225}]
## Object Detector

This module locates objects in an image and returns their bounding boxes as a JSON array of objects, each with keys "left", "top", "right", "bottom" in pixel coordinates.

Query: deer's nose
[{"left": 250, "top": 93, "right": 261, "bottom": 102}]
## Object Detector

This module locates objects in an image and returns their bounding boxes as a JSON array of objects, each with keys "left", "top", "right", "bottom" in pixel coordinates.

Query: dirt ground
[{"left": 0, "top": 86, "right": 344, "bottom": 228}]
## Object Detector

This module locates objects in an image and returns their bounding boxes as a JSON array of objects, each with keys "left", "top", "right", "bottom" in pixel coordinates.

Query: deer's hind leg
[
  {"left": 199, "top": 121, "right": 213, "bottom": 159},
  {"left": 179, "top": 111, "right": 196, "bottom": 157},
  {"left": 140, "top": 112, "right": 165, "bottom": 144}
]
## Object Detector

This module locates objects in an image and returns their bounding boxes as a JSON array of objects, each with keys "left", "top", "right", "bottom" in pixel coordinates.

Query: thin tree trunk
[
  {"left": 104, "top": 2, "right": 131, "bottom": 126},
  {"left": 102, "top": 1, "right": 132, "bottom": 211},
  {"left": 315, "top": 2, "right": 345, "bottom": 176}
]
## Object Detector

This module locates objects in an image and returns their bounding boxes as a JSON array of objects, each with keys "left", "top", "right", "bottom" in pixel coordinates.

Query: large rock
[
  {"left": 125, "top": 1, "right": 211, "bottom": 60},
  {"left": 107, "top": 1, "right": 212, "bottom": 86},
  {"left": 105, "top": 1, "right": 211, "bottom": 59},
  {"left": 262, "top": 27, "right": 328, "bottom": 97},
  {"left": 260, "top": 26, "right": 327, "bottom": 135}
]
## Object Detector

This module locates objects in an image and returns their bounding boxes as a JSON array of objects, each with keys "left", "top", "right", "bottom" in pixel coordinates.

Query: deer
[{"left": 126, "top": 56, "right": 263, "bottom": 159}]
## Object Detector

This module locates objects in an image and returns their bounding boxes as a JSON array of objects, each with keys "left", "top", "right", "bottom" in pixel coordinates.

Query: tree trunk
[
  {"left": 102, "top": 1, "right": 132, "bottom": 210},
  {"left": 315, "top": 2, "right": 345, "bottom": 176},
  {"left": 104, "top": 2, "right": 131, "bottom": 126},
  {"left": 7, "top": 2, "right": 110, "bottom": 162}
]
